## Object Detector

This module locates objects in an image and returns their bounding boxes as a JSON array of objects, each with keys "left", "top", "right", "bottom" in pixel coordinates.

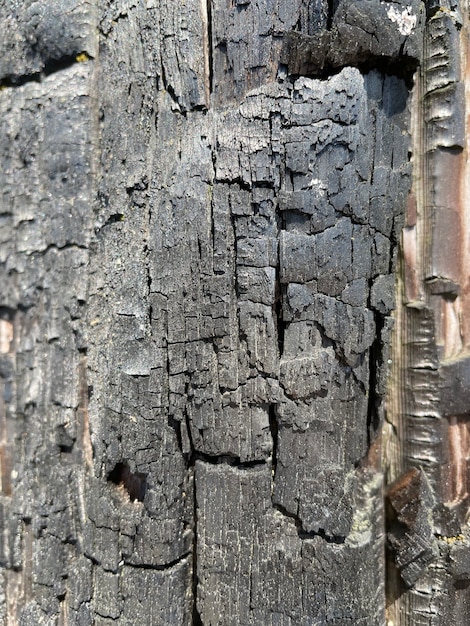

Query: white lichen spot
[
  {"left": 307, "top": 178, "right": 326, "bottom": 193},
  {"left": 384, "top": 4, "right": 417, "bottom": 36}
]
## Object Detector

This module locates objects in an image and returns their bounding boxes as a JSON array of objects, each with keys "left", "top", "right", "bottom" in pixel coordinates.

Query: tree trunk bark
[{"left": 0, "top": 1, "right": 467, "bottom": 625}]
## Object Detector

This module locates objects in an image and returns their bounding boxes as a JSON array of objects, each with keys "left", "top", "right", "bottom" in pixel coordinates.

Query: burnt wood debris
[{"left": 0, "top": 1, "right": 468, "bottom": 625}]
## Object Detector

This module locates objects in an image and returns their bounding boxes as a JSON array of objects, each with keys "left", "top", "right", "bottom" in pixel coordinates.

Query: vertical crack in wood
[
  {"left": 326, "top": 0, "right": 335, "bottom": 29},
  {"left": 268, "top": 404, "right": 278, "bottom": 485},
  {"left": 367, "top": 310, "right": 383, "bottom": 448}
]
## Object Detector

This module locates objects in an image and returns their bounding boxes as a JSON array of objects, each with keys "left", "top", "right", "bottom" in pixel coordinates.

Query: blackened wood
[{"left": 0, "top": 1, "right": 457, "bottom": 625}]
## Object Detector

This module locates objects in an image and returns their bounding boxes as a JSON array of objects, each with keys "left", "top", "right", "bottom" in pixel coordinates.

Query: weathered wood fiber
[
  {"left": 1, "top": 1, "right": 463, "bottom": 625},
  {"left": 385, "top": 1, "right": 470, "bottom": 624}
]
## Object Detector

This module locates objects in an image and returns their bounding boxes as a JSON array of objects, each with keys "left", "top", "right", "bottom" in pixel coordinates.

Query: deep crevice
[
  {"left": 207, "top": 0, "right": 214, "bottom": 98},
  {"left": 191, "top": 450, "right": 267, "bottom": 469},
  {"left": 273, "top": 502, "right": 346, "bottom": 544},
  {"left": 30, "top": 242, "right": 88, "bottom": 257},
  {"left": 0, "top": 306, "right": 15, "bottom": 322},
  {"left": 269, "top": 404, "right": 278, "bottom": 479},
  {"left": 215, "top": 175, "right": 251, "bottom": 191},
  {"left": 0, "top": 71, "right": 41, "bottom": 88},
  {"left": 285, "top": 50, "right": 419, "bottom": 90},
  {"left": 272, "top": 140, "right": 286, "bottom": 358},
  {"left": 59, "top": 442, "right": 75, "bottom": 454},
  {"left": 100, "top": 213, "right": 124, "bottom": 229},
  {"left": 326, "top": 0, "right": 336, "bottom": 29},
  {"left": 107, "top": 462, "right": 147, "bottom": 502},
  {"left": 274, "top": 283, "right": 285, "bottom": 357},
  {"left": 169, "top": 415, "right": 184, "bottom": 456},
  {"left": 185, "top": 411, "right": 196, "bottom": 464},
  {"left": 367, "top": 311, "right": 384, "bottom": 448},
  {"left": 43, "top": 54, "right": 91, "bottom": 75},
  {"left": 0, "top": 53, "right": 92, "bottom": 89},
  {"left": 123, "top": 554, "right": 190, "bottom": 571},
  {"left": 146, "top": 178, "right": 153, "bottom": 330}
]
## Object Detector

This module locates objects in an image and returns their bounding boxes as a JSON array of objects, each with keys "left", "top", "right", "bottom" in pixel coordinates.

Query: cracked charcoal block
[
  {"left": 332, "top": 0, "right": 424, "bottom": 65},
  {"left": 158, "top": 0, "right": 208, "bottom": 112},
  {"left": 283, "top": 0, "right": 424, "bottom": 78},
  {"left": 1, "top": 0, "right": 420, "bottom": 623},
  {"left": 197, "top": 462, "right": 386, "bottom": 624},
  {"left": 210, "top": 0, "right": 306, "bottom": 106},
  {"left": 120, "top": 562, "right": 192, "bottom": 625},
  {"left": 0, "top": 66, "right": 94, "bottom": 254}
]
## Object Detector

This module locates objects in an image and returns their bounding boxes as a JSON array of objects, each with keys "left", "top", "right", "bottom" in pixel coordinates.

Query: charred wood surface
[{"left": 0, "top": 1, "right": 467, "bottom": 625}]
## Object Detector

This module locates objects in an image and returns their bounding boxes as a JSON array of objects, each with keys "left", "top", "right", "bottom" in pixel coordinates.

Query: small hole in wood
[{"left": 107, "top": 462, "right": 147, "bottom": 502}]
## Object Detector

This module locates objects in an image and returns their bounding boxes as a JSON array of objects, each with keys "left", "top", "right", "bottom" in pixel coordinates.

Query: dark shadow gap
[{"left": 107, "top": 462, "right": 147, "bottom": 502}]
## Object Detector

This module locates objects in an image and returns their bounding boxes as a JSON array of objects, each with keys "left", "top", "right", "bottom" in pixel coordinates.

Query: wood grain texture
[{"left": 385, "top": 1, "right": 470, "bottom": 624}]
